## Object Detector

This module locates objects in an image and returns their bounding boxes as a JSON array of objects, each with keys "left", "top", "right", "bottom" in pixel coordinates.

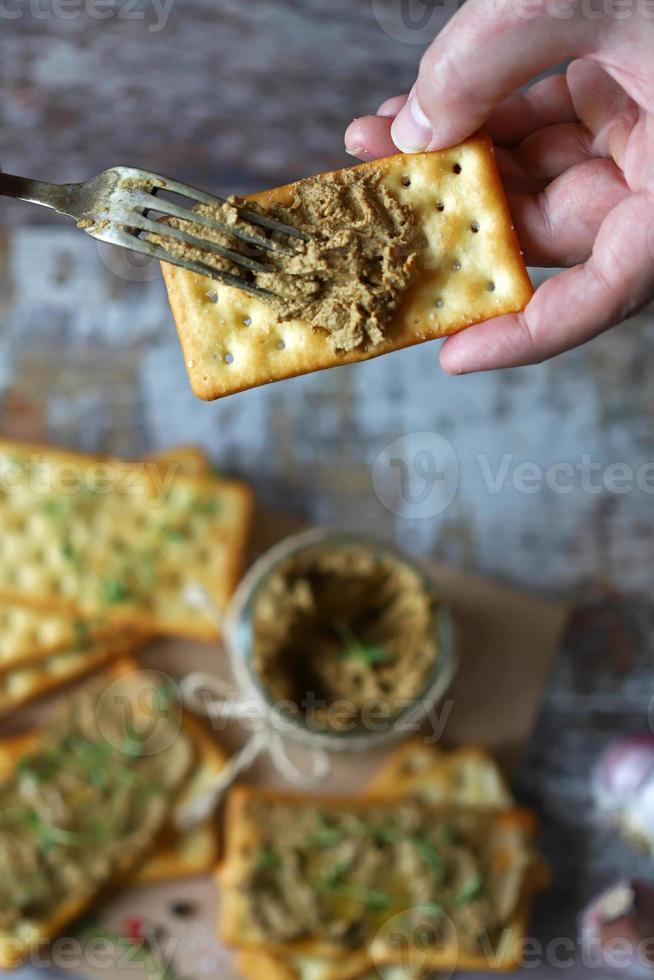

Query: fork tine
[
  {"left": 132, "top": 213, "right": 275, "bottom": 276},
  {"left": 130, "top": 188, "right": 296, "bottom": 257},
  {"left": 234, "top": 205, "right": 311, "bottom": 242},
  {"left": 131, "top": 170, "right": 310, "bottom": 242},
  {"left": 89, "top": 225, "right": 278, "bottom": 301}
]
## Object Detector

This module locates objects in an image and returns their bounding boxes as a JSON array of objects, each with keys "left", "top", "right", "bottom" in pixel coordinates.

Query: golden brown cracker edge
[{"left": 0, "top": 634, "right": 146, "bottom": 717}]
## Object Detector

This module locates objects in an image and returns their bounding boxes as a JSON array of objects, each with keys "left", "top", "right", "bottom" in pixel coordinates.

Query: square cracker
[
  {"left": 231, "top": 745, "right": 546, "bottom": 980},
  {"left": 220, "top": 785, "right": 540, "bottom": 975},
  {"left": 0, "top": 445, "right": 209, "bottom": 673},
  {"left": 0, "top": 441, "right": 253, "bottom": 640},
  {"left": 0, "top": 660, "right": 227, "bottom": 968},
  {"left": 161, "top": 133, "right": 532, "bottom": 400},
  {"left": 0, "top": 633, "right": 144, "bottom": 716}
]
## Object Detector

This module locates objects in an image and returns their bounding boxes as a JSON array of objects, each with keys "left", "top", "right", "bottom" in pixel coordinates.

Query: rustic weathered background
[{"left": 1, "top": 1, "right": 654, "bottom": 976}]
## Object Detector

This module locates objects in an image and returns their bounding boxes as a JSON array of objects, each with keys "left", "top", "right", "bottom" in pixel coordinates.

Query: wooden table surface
[{"left": 2, "top": 1, "right": 654, "bottom": 974}]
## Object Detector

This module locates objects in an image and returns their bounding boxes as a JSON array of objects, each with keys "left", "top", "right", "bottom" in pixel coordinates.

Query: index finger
[{"left": 391, "top": 2, "right": 599, "bottom": 153}]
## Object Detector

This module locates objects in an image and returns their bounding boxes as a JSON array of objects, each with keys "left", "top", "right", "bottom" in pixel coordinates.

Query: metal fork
[{"left": 0, "top": 166, "right": 309, "bottom": 300}]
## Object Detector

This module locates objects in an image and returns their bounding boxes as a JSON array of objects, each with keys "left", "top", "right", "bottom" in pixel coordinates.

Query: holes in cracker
[
  {"left": 276, "top": 339, "right": 286, "bottom": 351},
  {"left": 470, "top": 221, "right": 480, "bottom": 233},
  {"left": 401, "top": 175, "right": 411, "bottom": 187},
  {"left": 435, "top": 201, "right": 445, "bottom": 212},
  {"left": 487, "top": 281, "right": 496, "bottom": 292},
  {"left": 435, "top": 298, "right": 444, "bottom": 308},
  {"left": 243, "top": 316, "right": 252, "bottom": 327},
  {"left": 452, "top": 163, "right": 462, "bottom": 174},
  {"left": 224, "top": 353, "right": 234, "bottom": 365},
  {"left": 452, "top": 260, "right": 461, "bottom": 272},
  {"left": 207, "top": 290, "right": 218, "bottom": 303}
]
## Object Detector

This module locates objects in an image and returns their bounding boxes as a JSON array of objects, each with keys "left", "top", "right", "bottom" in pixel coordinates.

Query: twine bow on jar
[{"left": 174, "top": 670, "right": 330, "bottom": 830}]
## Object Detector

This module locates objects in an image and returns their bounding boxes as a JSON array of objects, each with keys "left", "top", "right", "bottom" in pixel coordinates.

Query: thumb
[{"left": 391, "top": 0, "right": 597, "bottom": 153}]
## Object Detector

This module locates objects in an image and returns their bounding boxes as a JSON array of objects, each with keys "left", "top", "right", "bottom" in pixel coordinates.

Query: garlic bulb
[
  {"left": 595, "top": 735, "right": 654, "bottom": 851},
  {"left": 581, "top": 880, "right": 654, "bottom": 977}
]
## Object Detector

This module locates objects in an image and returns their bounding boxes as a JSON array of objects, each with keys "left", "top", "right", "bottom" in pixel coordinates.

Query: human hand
[{"left": 344, "top": 6, "right": 654, "bottom": 374}]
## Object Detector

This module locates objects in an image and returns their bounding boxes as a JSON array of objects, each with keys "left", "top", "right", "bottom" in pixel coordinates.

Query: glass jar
[{"left": 223, "top": 528, "right": 457, "bottom": 752}]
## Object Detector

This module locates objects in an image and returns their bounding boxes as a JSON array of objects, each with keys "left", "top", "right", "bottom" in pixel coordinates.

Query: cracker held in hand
[
  {"left": 161, "top": 134, "right": 532, "bottom": 399},
  {"left": 0, "top": 441, "right": 253, "bottom": 639}
]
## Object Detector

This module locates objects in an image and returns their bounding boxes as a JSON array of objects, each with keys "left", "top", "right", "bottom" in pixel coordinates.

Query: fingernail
[
  {"left": 345, "top": 144, "right": 374, "bottom": 160},
  {"left": 391, "top": 90, "right": 433, "bottom": 153}
]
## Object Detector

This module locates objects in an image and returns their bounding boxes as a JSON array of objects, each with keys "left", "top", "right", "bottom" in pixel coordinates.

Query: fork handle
[{"left": 0, "top": 172, "right": 79, "bottom": 217}]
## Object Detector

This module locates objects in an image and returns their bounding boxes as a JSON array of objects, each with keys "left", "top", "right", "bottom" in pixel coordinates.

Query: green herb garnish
[
  {"left": 190, "top": 497, "right": 219, "bottom": 517},
  {"left": 151, "top": 678, "right": 179, "bottom": 717},
  {"left": 41, "top": 498, "right": 69, "bottom": 520},
  {"left": 422, "top": 901, "right": 445, "bottom": 919},
  {"left": 412, "top": 836, "right": 445, "bottom": 882},
  {"left": 160, "top": 524, "right": 186, "bottom": 542},
  {"left": 371, "top": 824, "right": 400, "bottom": 846},
  {"left": 325, "top": 879, "right": 391, "bottom": 913},
  {"left": 453, "top": 872, "right": 483, "bottom": 906},
  {"left": 311, "top": 814, "right": 343, "bottom": 848},
  {"left": 333, "top": 620, "right": 389, "bottom": 668},
  {"left": 100, "top": 577, "right": 131, "bottom": 605},
  {"left": 355, "top": 886, "right": 391, "bottom": 912},
  {"left": 73, "top": 619, "right": 89, "bottom": 647},
  {"left": 319, "top": 858, "right": 350, "bottom": 891},
  {"left": 441, "top": 821, "right": 457, "bottom": 846},
  {"left": 256, "top": 848, "right": 282, "bottom": 871},
  {"left": 19, "top": 809, "right": 85, "bottom": 851}
]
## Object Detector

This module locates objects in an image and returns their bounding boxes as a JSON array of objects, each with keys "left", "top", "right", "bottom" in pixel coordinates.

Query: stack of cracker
[
  {"left": 0, "top": 660, "right": 229, "bottom": 968},
  {"left": 225, "top": 740, "right": 549, "bottom": 980},
  {"left": 0, "top": 441, "right": 253, "bottom": 715}
]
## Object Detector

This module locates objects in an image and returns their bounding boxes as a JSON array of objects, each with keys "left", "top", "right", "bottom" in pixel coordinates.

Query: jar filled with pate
[{"left": 223, "top": 529, "right": 456, "bottom": 751}]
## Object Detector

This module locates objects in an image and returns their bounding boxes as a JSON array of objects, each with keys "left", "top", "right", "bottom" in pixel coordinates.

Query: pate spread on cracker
[
  {"left": 220, "top": 785, "right": 540, "bottom": 973},
  {"left": 0, "top": 661, "right": 227, "bottom": 968},
  {"left": 161, "top": 135, "right": 533, "bottom": 400},
  {"left": 163, "top": 168, "right": 421, "bottom": 353}
]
